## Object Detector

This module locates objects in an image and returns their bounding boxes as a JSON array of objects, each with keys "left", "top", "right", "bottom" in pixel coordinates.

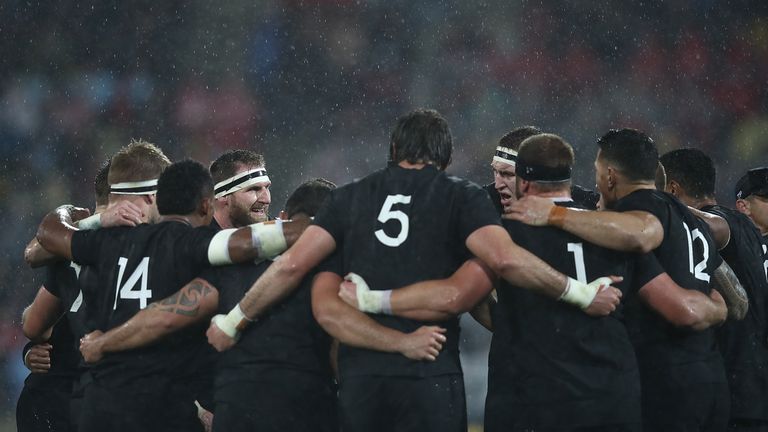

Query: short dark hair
[
  {"left": 498, "top": 126, "right": 543, "bottom": 150},
  {"left": 390, "top": 109, "right": 452, "bottom": 170},
  {"left": 660, "top": 148, "right": 716, "bottom": 199},
  {"left": 284, "top": 178, "right": 337, "bottom": 218},
  {"left": 157, "top": 160, "right": 214, "bottom": 215},
  {"left": 209, "top": 150, "right": 266, "bottom": 184},
  {"left": 94, "top": 159, "right": 111, "bottom": 206},
  {"left": 109, "top": 138, "right": 171, "bottom": 185},
  {"left": 596, "top": 129, "right": 658, "bottom": 182},
  {"left": 517, "top": 134, "right": 573, "bottom": 192}
]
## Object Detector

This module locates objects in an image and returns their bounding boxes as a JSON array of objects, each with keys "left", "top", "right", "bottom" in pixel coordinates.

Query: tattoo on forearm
[
  {"left": 712, "top": 261, "right": 749, "bottom": 320},
  {"left": 148, "top": 280, "right": 214, "bottom": 317}
]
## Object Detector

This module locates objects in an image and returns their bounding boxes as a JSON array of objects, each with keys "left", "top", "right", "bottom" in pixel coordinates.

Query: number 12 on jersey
[
  {"left": 113, "top": 257, "right": 153, "bottom": 310},
  {"left": 375, "top": 194, "right": 412, "bottom": 247}
]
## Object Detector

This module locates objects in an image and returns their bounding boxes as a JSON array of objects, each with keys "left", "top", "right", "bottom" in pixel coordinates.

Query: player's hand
[
  {"left": 79, "top": 330, "right": 105, "bottom": 363},
  {"left": 583, "top": 276, "right": 623, "bottom": 317},
  {"left": 100, "top": 201, "right": 144, "bottom": 228},
  {"left": 505, "top": 196, "right": 555, "bottom": 226},
  {"left": 195, "top": 401, "right": 213, "bottom": 432},
  {"left": 399, "top": 326, "right": 447, "bottom": 361},
  {"left": 338, "top": 278, "right": 358, "bottom": 308},
  {"left": 206, "top": 319, "right": 236, "bottom": 352},
  {"left": 708, "top": 289, "right": 728, "bottom": 325},
  {"left": 24, "top": 343, "right": 52, "bottom": 373},
  {"left": 70, "top": 207, "right": 92, "bottom": 223}
]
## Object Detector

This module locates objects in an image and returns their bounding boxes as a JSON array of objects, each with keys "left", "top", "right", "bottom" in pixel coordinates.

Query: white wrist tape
[
  {"left": 77, "top": 213, "right": 102, "bottom": 231},
  {"left": 346, "top": 272, "right": 392, "bottom": 314},
  {"left": 207, "top": 229, "right": 236, "bottom": 265},
  {"left": 211, "top": 304, "right": 251, "bottom": 340},
  {"left": 559, "top": 277, "right": 610, "bottom": 309},
  {"left": 23, "top": 349, "right": 32, "bottom": 370},
  {"left": 251, "top": 219, "right": 287, "bottom": 259}
]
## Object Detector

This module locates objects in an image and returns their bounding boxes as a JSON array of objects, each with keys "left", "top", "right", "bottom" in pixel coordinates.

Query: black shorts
[
  {"left": 78, "top": 377, "right": 203, "bottom": 432},
  {"left": 17, "top": 379, "right": 73, "bottom": 432},
  {"left": 642, "top": 381, "right": 729, "bottom": 432},
  {"left": 338, "top": 374, "right": 466, "bottom": 432},
  {"left": 212, "top": 369, "right": 337, "bottom": 432}
]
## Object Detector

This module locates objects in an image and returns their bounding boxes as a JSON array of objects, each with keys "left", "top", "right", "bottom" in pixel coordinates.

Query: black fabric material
[
  {"left": 17, "top": 377, "right": 74, "bottom": 432},
  {"left": 338, "top": 374, "right": 466, "bottom": 432},
  {"left": 313, "top": 164, "right": 500, "bottom": 378},
  {"left": 703, "top": 204, "right": 768, "bottom": 421},
  {"left": 614, "top": 189, "right": 728, "bottom": 428},
  {"left": 487, "top": 201, "right": 647, "bottom": 429},
  {"left": 212, "top": 369, "right": 337, "bottom": 432}
]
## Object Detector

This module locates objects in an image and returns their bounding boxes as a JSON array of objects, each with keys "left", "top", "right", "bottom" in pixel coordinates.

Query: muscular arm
[
  {"left": 469, "top": 294, "right": 495, "bottom": 331},
  {"left": 22, "top": 286, "right": 64, "bottom": 342},
  {"left": 508, "top": 196, "right": 664, "bottom": 253},
  {"left": 711, "top": 260, "right": 748, "bottom": 320},
  {"left": 80, "top": 279, "right": 218, "bottom": 362},
  {"left": 224, "top": 218, "right": 311, "bottom": 263},
  {"left": 690, "top": 208, "right": 730, "bottom": 250},
  {"left": 35, "top": 206, "right": 81, "bottom": 261},
  {"left": 24, "top": 238, "right": 60, "bottom": 268},
  {"left": 342, "top": 259, "right": 496, "bottom": 322},
  {"left": 312, "top": 272, "right": 445, "bottom": 361},
  {"left": 639, "top": 273, "right": 727, "bottom": 331}
]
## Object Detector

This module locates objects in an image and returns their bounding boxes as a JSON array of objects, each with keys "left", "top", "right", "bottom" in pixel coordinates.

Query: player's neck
[
  {"left": 693, "top": 196, "right": 717, "bottom": 209},
  {"left": 616, "top": 182, "right": 654, "bottom": 200},
  {"left": 213, "top": 212, "right": 233, "bottom": 229},
  {"left": 160, "top": 215, "right": 196, "bottom": 227},
  {"left": 530, "top": 191, "right": 571, "bottom": 201},
  {"left": 398, "top": 161, "right": 428, "bottom": 170}
]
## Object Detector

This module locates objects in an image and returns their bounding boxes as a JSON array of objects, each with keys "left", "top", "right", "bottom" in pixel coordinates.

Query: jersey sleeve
[
  {"left": 183, "top": 226, "right": 219, "bottom": 268},
  {"left": 631, "top": 252, "right": 665, "bottom": 291},
  {"left": 456, "top": 181, "right": 501, "bottom": 242},
  {"left": 71, "top": 229, "right": 104, "bottom": 266},
  {"left": 312, "top": 188, "right": 345, "bottom": 244},
  {"left": 43, "top": 262, "right": 64, "bottom": 299},
  {"left": 315, "top": 249, "right": 343, "bottom": 277}
]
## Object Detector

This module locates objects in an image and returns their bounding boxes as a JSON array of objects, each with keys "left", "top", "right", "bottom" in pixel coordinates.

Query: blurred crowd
[{"left": 1, "top": 0, "right": 767, "bottom": 426}]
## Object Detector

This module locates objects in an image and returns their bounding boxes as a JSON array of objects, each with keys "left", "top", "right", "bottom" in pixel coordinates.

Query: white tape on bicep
[
  {"left": 250, "top": 220, "right": 287, "bottom": 259},
  {"left": 207, "top": 229, "right": 236, "bottom": 265}
]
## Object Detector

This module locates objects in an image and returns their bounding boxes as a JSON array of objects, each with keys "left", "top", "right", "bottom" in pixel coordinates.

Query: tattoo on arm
[
  {"left": 712, "top": 261, "right": 748, "bottom": 320},
  {"left": 148, "top": 280, "right": 214, "bottom": 317}
]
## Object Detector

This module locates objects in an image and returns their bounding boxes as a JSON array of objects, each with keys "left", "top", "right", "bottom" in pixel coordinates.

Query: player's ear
[
  {"left": 200, "top": 196, "right": 213, "bottom": 217},
  {"left": 735, "top": 199, "right": 750, "bottom": 216},
  {"left": 143, "top": 194, "right": 155, "bottom": 205},
  {"left": 278, "top": 210, "right": 289, "bottom": 220},
  {"left": 667, "top": 180, "right": 679, "bottom": 195}
]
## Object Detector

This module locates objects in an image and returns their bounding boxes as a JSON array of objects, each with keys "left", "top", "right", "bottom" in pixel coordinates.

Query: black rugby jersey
[
  {"left": 23, "top": 261, "right": 81, "bottom": 389},
  {"left": 703, "top": 204, "right": 768, "bottom": 420},
  {"left": 70, "top": 221, "right": 217, "bottom": 386},
  {"left": 614, "top": 190, "right": 725, "bottom": 381},
  {"left": 313, "top": 164, "right": 500, "bottom": 378},
  {"left": 487, "top": 201, "right": 657, "bottom": 429},
  {"left": 201, "top": 258, "right": 333, "bottom": 391}
]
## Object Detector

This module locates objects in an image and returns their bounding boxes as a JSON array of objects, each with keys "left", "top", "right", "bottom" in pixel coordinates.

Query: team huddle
[{"left": 15, "top": 109, "right": 768, "bottom": 432}]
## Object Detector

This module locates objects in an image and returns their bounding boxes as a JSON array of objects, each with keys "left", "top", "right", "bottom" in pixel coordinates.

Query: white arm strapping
[
  {"left": 559, "top": 277, "right": 612, "bottom": 309},
  {"left": 207, "top": 229, "right": 236, "bottom": 265},
  {"left": 250, "top": 219, "right": 287, "bottom": 259},
  {"left": 77, "top": 214, "right": 102, "bottom": 231}
]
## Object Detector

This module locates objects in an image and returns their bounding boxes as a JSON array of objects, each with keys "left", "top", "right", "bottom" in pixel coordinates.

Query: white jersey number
[
  {"left": 567, "top": 242, "right": 588, "bottom": 283},
  {"left": 374, "top": 194, "right": 412, "bottom": 247},
  {"left": 762, "top": 244, "right": 768, "bottom": 282},
  {"left": 113, "top": 257, "right": 152, "bottom": 310},
  {"left": 69, "top": 262, "right": 83, "bottom": 313},
  {"left": 683, "top": 222, "right": 711, "bottom": 282}
]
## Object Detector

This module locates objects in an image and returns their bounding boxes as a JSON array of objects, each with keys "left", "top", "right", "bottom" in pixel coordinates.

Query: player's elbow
[
  {"left": 312, "top": 302, "right": 341, "bottom": 335},
  {"left": 484, "top": 250, "right": 523, "bottom": 280}
]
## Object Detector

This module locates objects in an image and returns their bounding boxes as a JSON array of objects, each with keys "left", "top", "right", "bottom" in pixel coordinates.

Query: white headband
[
  {"left": 110, "top": 179, "right": 158, "bottom": 195},
  {"left": 214, "top": 168, "right": 270, "bottom": 198},
  {"left": 493, "top": 146, "right": 518, "bottom": 166}
]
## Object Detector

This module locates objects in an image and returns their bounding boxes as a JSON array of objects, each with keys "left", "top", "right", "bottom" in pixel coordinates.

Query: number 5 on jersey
[
  {"left": 113, "top": 257, "right": 152, "bottom": 310},
  {"left": 375, "top": 194, "right": 412, "bottom": 247}
]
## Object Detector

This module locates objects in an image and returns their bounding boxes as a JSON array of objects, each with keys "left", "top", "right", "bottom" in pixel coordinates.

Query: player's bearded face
[
  {"left": 228, "top": 183, "right": 271, "bottom": 227},
  {"left": 594, "top": 155, "right": 615, "bottom": 209}
]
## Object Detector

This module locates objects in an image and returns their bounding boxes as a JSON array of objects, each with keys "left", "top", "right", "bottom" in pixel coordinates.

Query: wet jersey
[
  {"left": 703, "top": 204, "right": 768, "bottom": 420},
  {"left": 201, "top": 259, "right": 333, "bottom": 391},
  {"left": 70, "top": 221, "right": 217, "bottom": 387},
  {"left": 313, "top": 163, "right": 500, "bottom": 378},
  {"left": 488, "top": 201, "right": 659, "bottom": 429},
  {"left": 614, "top": 190, "right": 725, "bottom": 384}
]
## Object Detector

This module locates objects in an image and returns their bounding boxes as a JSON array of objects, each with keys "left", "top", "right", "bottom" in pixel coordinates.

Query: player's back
[
  {"left": 487, "top": 201, "right": 641, "bottom": 430},
  {"left": 314, "top": 163, "right": 500, "bottom": 378},
  {"left": 71, "top": 221, "right": 217, "bottom": 387},
  {"left": 704, "top": 204, "right": 768, "bottom": 419}
]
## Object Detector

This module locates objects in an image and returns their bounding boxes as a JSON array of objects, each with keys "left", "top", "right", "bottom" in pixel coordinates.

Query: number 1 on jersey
[
  {"left": 113, "top": 257, "right": 152, "bottom": 310},
  {"left": 567, "top": 242, "right": 587, "bottom": 283},
  {"left": 375, "top": 194, "right": 412, "bottom": 247}
]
